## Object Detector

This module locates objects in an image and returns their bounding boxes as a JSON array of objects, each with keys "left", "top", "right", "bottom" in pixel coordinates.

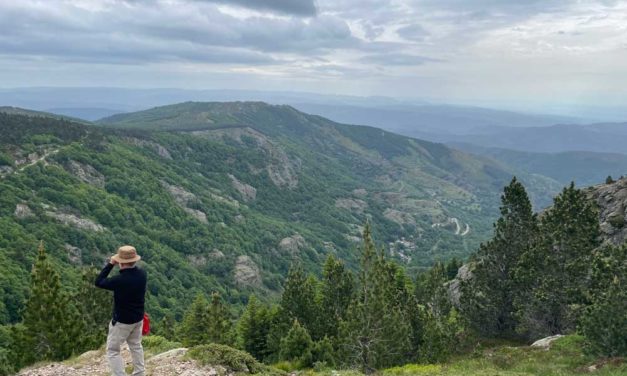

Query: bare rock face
[
  {"left": 229, "top": 174, "right": 256, "bottom": 202},
  {"left": 384, "top": 208, "right": 416, "bottom": 226},
  {"left": 124, "top": 137, "right": 172, "bottom": 159},
  {"left": 161, "top": 181, "right": 209, "bottom": 223},
  {"left": 66, "top": 160, "right": 105, "bottom": 188},
  {"left": 335, "top": 198, "right": 368, "bottom": 213},
  {"left": 161, "top": 181, "right": 197, "bottom": 206},
  {"left": 352, "top": 188, "right": 368, "bottom": 197},
  {"left": 0, "top": 165, "right": 13, "bottom": 177},
  {"left": 447, "top": 263, "right": 474, "bottom": 308},
  {"left": 586, "top": 177, "right": 627, "bottom": 245},
  {"left": 64, "top": 244, "right": 82, "bottom": 264},
  {"left": 14, "top": 203, "right": 34, "bottom": 218},
  {"left": 278, "top": 234, "right": 307, "bottom": 254},
  {"left": 184, "top": 208, "right": 208, "bottom": 224},
  {"left": 234, "top": 255, "right": 262, "bottom": 287},
  {"left": 45, "top": 211, "right": 105, "bottom": 232}
]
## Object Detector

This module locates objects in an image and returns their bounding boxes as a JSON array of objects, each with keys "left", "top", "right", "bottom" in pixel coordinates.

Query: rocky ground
[{"left": 18, "top": 346, "right": 221, "bottom": 376}]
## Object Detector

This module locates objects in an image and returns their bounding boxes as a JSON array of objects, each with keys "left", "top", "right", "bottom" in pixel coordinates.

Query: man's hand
[{"left": 110, "top": 258, "right": 119, "bottom": 266}]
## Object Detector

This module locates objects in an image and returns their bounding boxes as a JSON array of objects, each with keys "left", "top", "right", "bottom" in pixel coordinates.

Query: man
[{"left": 95, "top": 245, "right": 147, "bottom": 376}]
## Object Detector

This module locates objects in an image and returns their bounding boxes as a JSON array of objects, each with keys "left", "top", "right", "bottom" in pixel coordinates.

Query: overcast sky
[{"left": 1, "top": 0, "right": 626, "bottom": 112}]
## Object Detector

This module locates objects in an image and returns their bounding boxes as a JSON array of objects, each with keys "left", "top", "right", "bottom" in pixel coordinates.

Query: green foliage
[
  {"left": 178, "top": 292, "right": 232, "bottom": 347},
  {"left": 279, "top": 320, "right": 314, "bottom": 367},
  {"left": 155, "top": 313, "right": 176, "bottom": 341},
  {"left": 141, "top": 335, "right": 182, "bottom": 355},
  {"left": 319, "top": 255, "right": 354, "bottom": 340},
  {"left": 461, "top": 177, "right": 537, "bottom": 337},
  {"left": 279, "top": 265, "right": 320, "bottom": 337},
  {"left": 0, "top": 151, "right": 12, "bottom": 167},
  {"left": 22, "top": 242, "right": 84, "bottom": 362},
  {"left": 74, "top": 266, "right": 112, "bottom": 350},
  {"left": 237, "top": 296, "right": 273, "bottom": 361},
  {"left": 187, "top": 343, "right": 282, "bottom": 375},
  {"left": 606, "top": 175, "right": 615, "bottom": 184},
  {"left": 515, "top": 183, "right": 600, "bottom": 339},
  {"left": 580, "top": 245, "right": 627, "bottom": 357},
  {"left": 339, "top": 224, "right": 412, "bottom": 372}
]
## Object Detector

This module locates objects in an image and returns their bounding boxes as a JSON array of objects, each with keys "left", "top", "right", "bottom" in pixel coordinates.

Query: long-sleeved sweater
[{"left": 95, "top": 263, "right": 147, "bottom": 324}]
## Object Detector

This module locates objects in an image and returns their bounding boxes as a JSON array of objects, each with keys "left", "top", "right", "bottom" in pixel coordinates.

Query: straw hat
[{"left": 111, "top": 245, "right": 141, "bottom": 264}]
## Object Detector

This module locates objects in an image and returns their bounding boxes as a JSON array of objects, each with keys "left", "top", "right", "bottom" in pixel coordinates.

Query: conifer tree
[
  {"left": 206, "top": 292, "right": 232, "bottom": 345},
  {"left": 340, "top": 224, "right": 411, "bottom": 372},
  {"left": 515, "top": 183, "right": 600, "bottom": 338},
  {"left": 22, "top": 242, "right": 83, "bottom": 362},
  {"left": 461, "top": 177, "right": 537, "bottom": 337},
  {"left": 279, "top": 320, "right": 313, "bottom": 367},
  {"left": 178, "top": 293, "right": 210, "bottom": 347},
  {"left": 156, "top": 313, "right": 176, "bottom": 341},
  {"left": 279, "top": 264, "right": 320, "bottom": 337},
  {"left": 319, "top": 255, "right": 353, "bottom": 340},
  {"left": 579, "top": 245, "right": 627, "bottom": 356},
  {"left": 75, "top": 266, "right": 112, "bottom": 350},
  {"left": 237, "top": 295, "right": 273, "bottom": 361}
]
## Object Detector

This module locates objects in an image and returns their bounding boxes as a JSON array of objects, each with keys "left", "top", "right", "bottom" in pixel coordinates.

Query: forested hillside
[{"left": 0, "top": 103, "right": 556, "bottom": 322}]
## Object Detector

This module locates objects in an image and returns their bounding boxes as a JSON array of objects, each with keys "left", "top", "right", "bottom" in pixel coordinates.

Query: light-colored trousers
[{"left": 106, "top": 319, "right": 145, "bottom": 376}]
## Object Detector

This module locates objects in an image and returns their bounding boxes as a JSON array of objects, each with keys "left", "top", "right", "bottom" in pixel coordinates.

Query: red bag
[{"left": 142, "top": 313, "right": 150, "bottom": 336}]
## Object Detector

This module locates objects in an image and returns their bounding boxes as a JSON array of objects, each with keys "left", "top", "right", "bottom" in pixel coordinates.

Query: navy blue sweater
[{"left": 95, "top": 264, "right": 147, "bottom": 324}]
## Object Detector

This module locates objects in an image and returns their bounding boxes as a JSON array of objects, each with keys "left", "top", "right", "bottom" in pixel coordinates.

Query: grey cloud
[
  {"left": 360, "top": 53, "right": 441, "bottom": 66},
  {"left": 396, "top": 24, "right": 429, "bottom": 41},
  {"left": 205, "top": 0, "right": 317, "bottom": 16},
  {"left": 0, "top": 1, "right": 353, "bottom": 66}
]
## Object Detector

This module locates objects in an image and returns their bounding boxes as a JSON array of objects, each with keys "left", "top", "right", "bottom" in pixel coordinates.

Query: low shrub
[{"left": 188, "top": 343, "right": 283, "bottom": 375}]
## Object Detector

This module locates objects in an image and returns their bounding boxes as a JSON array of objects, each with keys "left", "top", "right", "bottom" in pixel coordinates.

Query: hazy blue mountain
[
  {"left": 453, "top": 143, "right": 627, "bottom": 186},
  {"left": 289, "top": 103, "right": 586, "bottom": 135},
  {"left": 413, "top": 123, "right": 627, "bottom": 154}
]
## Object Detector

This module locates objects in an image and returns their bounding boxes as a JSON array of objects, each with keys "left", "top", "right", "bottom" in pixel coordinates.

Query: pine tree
[
  {"left": 515, "top": 183, "right": 600, "bottom": 338},
  {"left": 319, "top": 255, "right": 354, "bottom": 340},
  {"left": 206, "top": 292, "right": 232, "bottom": 345},
  {"left": 279, "top": 264, "right": 320, "bottom": 337},
  {"left": 461, "top": 177, "right": 538, "bottom": 337},
  {"left": 579, "top": 245, "right": 627, "bottom": 356},
  {"left": 74, "top": 266, "right": 112, "bottom": 350},
  {"left": 156, "top": 313, "right": 176, "bottom": 341},
  {"left": 178, "top": 293, "right": 210, "bottom": 347},
  {"left": 279, "top": 320, "right": 313, "bottom": 367},
  {"left": 22, "top": 242, "right": 83, "bottom": 362},
  {"left": 237, "top": 295, "right": 273, "bottom": 361},
  {"left": 339, "top": 224, "right": 411, "bottom": 372}
]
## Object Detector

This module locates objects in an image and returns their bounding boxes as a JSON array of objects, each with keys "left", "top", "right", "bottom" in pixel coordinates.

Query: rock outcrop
[
  {"left": 233, "top": 255, "right": 261, "bottom": 287},
  {"left": 531, "top": 334, "right": 564, "bottom": 349},
  {"left": 124, "top": 137, "right": 172, "bottom": 159},
  {"left": 278, "top": 234, "right": 307, "bottom": 254},
  {"left": 64, "top": 244, "right": 82, "bottom": 264},
  {"left": 384, "top": 208, "right": 416, "bottom": 226},
  {"left": 229, "top": 174, "right": 256, "bottom": 202},
  {"left": 45, "top": 211, "right": 105, "bottom": 232},
  {"left": 161, "top": 181, "right": 208, "bottom": 223},
  {"left": 14, "top": 203, "right": 34, "bottom": 218},
  {"left": 335, "top": 198, "right": 368, "bottom": 213},
  {"left": 586, "top": 177, "right": 627, "bottom": 245},
  {"left": 66, "top": 160, "right": 105, "bottom": 188}
]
